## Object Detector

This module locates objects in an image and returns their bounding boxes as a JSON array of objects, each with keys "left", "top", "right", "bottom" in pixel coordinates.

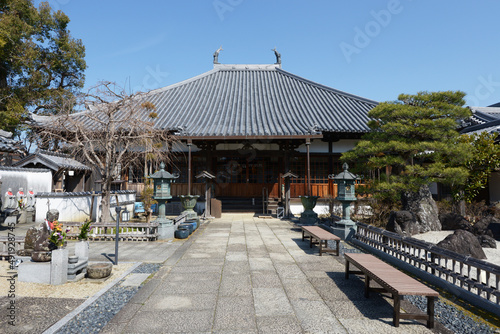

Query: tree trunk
[{"left": 100, "top": 179, "right": 112, "bottom": 223}]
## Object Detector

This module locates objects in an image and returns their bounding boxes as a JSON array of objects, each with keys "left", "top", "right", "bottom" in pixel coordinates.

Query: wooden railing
[
  {"left": 355, "top": 222, "right": 500, "bottom": 305},
  {"left": 128, "top": 181, "right": 366, "bottom": 199},
  {"left": 63, "top": 221, "right": 159, "bottom": 241}
]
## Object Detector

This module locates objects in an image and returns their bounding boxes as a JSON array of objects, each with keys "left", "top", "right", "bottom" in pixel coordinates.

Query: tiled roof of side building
[
  {"left": 141, "top": 64, "right": 378, "bottom": 138},
  {"left": 13, "top": 149, "right": 91, "bottom": 171}
]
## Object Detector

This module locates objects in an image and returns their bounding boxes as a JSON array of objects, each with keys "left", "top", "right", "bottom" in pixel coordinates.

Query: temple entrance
[{"left": 214, "top": 156, "right": 280, "bottom": 197}]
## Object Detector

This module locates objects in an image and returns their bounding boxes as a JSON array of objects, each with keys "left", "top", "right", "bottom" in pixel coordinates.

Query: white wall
[
  {"left": 0, "top": 167, "right": 52, "bottom": 196},
  {"left": 295, "top": 139, "right": 359, "bottom": 154},
  {"left": 35, "top": 191, "right": 136, "bottom": 223}
]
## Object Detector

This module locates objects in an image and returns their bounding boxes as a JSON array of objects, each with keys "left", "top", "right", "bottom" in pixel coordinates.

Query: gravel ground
[
  {"left": 407, "top": 295, "right": 498, "bottom": 334},
  {"left": 53, "top": 263, "right": 161, "bottom": 334}
]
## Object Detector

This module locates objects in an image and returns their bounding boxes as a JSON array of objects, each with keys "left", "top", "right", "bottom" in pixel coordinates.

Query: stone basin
[{"left": 87, "top": 262, "right": 112, "bottom": 279}]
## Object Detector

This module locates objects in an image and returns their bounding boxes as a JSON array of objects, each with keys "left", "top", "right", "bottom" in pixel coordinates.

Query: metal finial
[{"left": 343, "top": 163, "right": 349, "bottom": 171}]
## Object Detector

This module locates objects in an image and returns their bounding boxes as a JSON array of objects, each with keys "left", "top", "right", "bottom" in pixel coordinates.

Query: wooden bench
[
  {"left": 345, "top": 253, "right": 439, "bottom": 328},
  {"left": 301, "top": 226, "right": 340, "bottom": 256}
]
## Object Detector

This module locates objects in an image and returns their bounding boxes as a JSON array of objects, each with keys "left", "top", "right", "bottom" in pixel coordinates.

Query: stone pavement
[{"left": 101, "top": 214, "right": 440, "bottom": 334}]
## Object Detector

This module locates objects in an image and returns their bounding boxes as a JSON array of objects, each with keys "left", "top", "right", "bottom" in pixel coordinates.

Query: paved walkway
[{"left": 101, "top": 214, "right": 437, "bottom": 334}]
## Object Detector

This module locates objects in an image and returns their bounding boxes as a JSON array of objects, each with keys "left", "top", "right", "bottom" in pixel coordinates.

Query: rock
[
  {"left": 401, "top": 185, "right": 441, "bottom": 233},
  {"left": 46, "top": 209, "right": 59, "bottom": 222},
  {"left": 472, "top": 216, "right": 498, "bottom": 237},
  {"left": 488, "top": 219, "right": 500, "bottom": 240},
  {"left": 437, "top": 230, "right": 487, "bottom": 260},
  {"left": 16, "top": 227, "right": 39, "bottom": 256},
  {"left": 439, "top": 213, "right": 472, "bottom": 231},
  {"left": 31, "top": 221, "right": 56, "bottom": 262},
  {"left": 478, "top": 235, "right": 497, "bottom": 248},
  {"left": 87, "top": 263, "right": 112, "bottom": 279},
  {"left": 386, "top": 211, "right": 419, "bottom": 236}
]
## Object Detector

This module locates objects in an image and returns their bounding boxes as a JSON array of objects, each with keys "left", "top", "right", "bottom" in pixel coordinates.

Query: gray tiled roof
[
  {"left": 468, "top": 106, "right": 500, "bottom": 125},
  {"left": 13, "top": 149, "right": 91, "bottom": 171},
  {"left": 0, "top": 131, "right": 25, "bottom": 154},
  {"left": 142, "top": 64, "right": 377, "bottom": 138},
  {"left": 31, "top": 64, "right": 378, "bottom": 139}
]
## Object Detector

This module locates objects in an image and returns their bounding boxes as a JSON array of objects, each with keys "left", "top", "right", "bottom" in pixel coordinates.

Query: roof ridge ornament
[
  {"left": 272, "top": 47, "right": 281, "bottom": 66},
  {"left": 213, "top": 46, "right": 223, "bottom": 64}
]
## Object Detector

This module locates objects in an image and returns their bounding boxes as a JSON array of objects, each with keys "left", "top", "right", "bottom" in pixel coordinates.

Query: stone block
[
  {"left": 75, "top": 240, "right": 89, "bottom": 260},
  {"left": 67, "top": 259, "right": 88, "bottom": 281},
  {"left": 18, "top": 261, "right": 51, "bottom": 284},
  {"left": 50, "top": 248, "right": 68, "bottom": 285},
  {"left": 158, "top": 221, "right": 176, "bottom": 239}
]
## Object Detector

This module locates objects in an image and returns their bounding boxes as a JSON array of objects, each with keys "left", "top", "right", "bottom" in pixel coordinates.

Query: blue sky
[{"left": 40, "top": 0, "right": 500, "bottom": 107}]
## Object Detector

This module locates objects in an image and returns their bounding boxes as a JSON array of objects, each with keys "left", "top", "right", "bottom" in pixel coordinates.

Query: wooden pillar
[
  {"left": 328, "top": 140, "right": 333, "bottom": 173},
  {"left": 306, "top": 138, "right": 311, "bottom": 196},
  {"left": 187, "top": 139, "right": 192, "bottom": 195}
]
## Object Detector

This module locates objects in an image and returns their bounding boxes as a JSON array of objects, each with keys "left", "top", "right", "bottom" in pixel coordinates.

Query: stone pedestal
[
  {"left": 299, "top": 196, "right": 319, "bottom": 225},
  {"left": 158, "top": 219, "right": 175, "bottom": 239},
  {"left": 18, "top": 210, "right": 27, "bottom": 224},
  {"left": 18, "top": 248, "right": 69, "bottom": 285},
  {"left": 331, "top": 220, "right": 357, "bottom": 241},
  {"left": 25, "top": 208, "right": 35, "bottom": 223}
]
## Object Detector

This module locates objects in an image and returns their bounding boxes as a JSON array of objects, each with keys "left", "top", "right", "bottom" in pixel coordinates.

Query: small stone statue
[
  {"left": 31, "top": 221, "right": 55, "bottom": 262},
  {"left": 4, "top": 188, "right": 16, "bottom": 210},
  {"left": 26, "top": 188, "right": 36, "bottom": 209},
  {"left": 31, "top": 209, "right": 60, "bottom": 262},
  {"left": 16, "top": 188, "right": 26, "bottom": 210}
]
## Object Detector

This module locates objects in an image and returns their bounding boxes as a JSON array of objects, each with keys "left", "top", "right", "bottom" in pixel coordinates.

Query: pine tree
[
  {"left": 342, "top": 91, "right": 472, "bottom": 202},
  {"left": 0, "top": 0, "right": 86, "bottom": 132}
]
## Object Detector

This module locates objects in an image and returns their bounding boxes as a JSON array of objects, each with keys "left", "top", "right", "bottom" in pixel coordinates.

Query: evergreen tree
[
  {"left": 457, "top": 132, "right": 500, "bottom": 203},
  {"left": 342, "top": 91, "right": 472, "bottom": 202},
  {"left": 0, "top": 0, "right": 86, "bottom": 132}
]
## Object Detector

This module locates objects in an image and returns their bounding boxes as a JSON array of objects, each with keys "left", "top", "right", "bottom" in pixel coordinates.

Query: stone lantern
[
  {"left": 149, "top": 162, "right": 178, "bottom": 238},
  {"left": 331, "top": 163, "right": 360, "bottom": 240}
]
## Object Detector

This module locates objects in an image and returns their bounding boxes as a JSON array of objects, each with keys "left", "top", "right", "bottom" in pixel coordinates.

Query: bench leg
[
  {"left": 319, "top": 240, "right": 324, "bottom": 256},
  {"left": 345, "top": 261, "right": 350, "bottom": 279},
  {"left": 427, "top": 296, "right": 435, "bottom": 328},
  {"left": 393, "top": 294, "right": 401, "bottom": 327},
  {"left": 302, "top": 230, "right": 305, "bottom": 241},
  {"left": 335, "top": 239, "right": 340, "bottom": 256},
  {"left": 310, "top": 236, "right": 313, "bottom": 248},
  {"left": 364, "top": 275, "right": 370, "bottom": 298}
]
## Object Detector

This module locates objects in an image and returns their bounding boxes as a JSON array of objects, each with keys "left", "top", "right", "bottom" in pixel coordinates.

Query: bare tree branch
[{"left": 31, "top": 82, "right": 177, "bottom": 222}]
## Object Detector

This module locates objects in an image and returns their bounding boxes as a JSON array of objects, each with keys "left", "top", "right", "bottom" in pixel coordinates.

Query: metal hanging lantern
[{"left": 121, "top": 207, "right": 130, "bottom": 222}]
